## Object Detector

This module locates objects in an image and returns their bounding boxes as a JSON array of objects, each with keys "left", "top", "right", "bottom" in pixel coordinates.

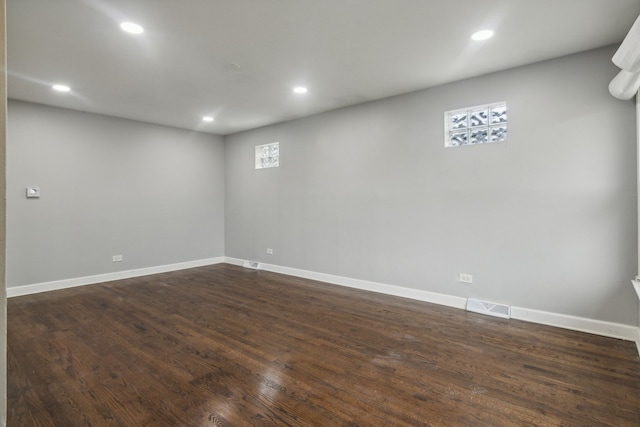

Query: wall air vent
[
  {"left": 242, "top": 260, "right": 261, "bottom": 270},
  {"left": 466, "top": 298, "right": 511, "bottom": 319}
]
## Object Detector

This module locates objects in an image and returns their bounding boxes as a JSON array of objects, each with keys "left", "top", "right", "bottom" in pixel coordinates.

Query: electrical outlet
[
  {"left": 112, "top": 255, "right": 123, "bottom": 262},
  {"left": 458, "top": 273, "right": 473, "bottom": 284},
  {"left": 266, "top": 248, "right": 273, "bottom": 255},
  {"left": 26, "top": 187, "right": 40, "bottom": 198}
]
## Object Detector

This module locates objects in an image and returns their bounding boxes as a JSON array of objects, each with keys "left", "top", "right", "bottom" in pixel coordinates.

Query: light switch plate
[{"left": 26, "top": 187, "right": 40, "bottom": 198}]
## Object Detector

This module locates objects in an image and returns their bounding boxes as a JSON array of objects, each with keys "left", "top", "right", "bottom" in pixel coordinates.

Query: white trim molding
[
  {"left": 225, "top": 257, "right": 467, "bottom": 309},
  {"left": 228, "top": 257, "right": 640, "bottom": 353},
  {"left": 510, "top": 306, "right": 639, "bottom": 342},
  {"left": 633, "top": 279, "right": 640, "bottom": 301},
  {"left": 7, "top": 257, "right": 226, "bottom": 298},
  {"left": 633, "top": 279, "right": 640, "bottom": 356},
  {"left": 8, "top": 256, "right": 640, "bottom": 357}
]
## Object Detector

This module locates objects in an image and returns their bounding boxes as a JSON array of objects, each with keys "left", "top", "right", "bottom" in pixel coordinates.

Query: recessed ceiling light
[
  {"left": 293, "top": 86, "right": 308, "bottom": 94},
  {"left": 471, "top": 30, "right": 494, "bottom": 41},
  {"left": 202, "top": 116, "right": 214, "bottom": 122},
  {"left": 120, "top": 22, "right": 144, "bottom": 34},
  {"left": 52, "top": 84, "right": 71, "bottom": 92}
]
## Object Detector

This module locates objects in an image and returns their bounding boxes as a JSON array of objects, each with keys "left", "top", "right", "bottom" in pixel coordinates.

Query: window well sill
[{"left": 633, "top": 280, "right": 640, "bottom": 302}]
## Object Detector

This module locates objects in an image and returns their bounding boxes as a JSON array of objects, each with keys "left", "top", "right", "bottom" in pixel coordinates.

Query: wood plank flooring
[{"left": 7, "top": 263, "right": 640, "bottom": 426}]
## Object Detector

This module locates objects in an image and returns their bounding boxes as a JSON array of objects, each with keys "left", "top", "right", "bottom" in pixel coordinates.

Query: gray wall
[
  {"left": 225, "top": 46, "right": 638, "bottom": 325},
  {"left": 8, "top": 101, "right": 225, "bottom": 287}
]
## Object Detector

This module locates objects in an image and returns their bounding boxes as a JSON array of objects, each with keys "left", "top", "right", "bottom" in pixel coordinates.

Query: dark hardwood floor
[{"left": 7, "top": 263, "right": 640, "bottom": 426}]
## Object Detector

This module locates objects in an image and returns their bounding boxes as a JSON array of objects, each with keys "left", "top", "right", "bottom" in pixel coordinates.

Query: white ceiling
[{"left": 8, "top": 0, "right": 640, "bottom": 135}]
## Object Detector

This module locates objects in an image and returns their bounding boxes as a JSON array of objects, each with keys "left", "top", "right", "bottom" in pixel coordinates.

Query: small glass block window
[
  {"left": 255, "top": 142, "right": 279, "bottom": 169},
  {"left": 445, "top": 102, "right": 507, "bottom": 147}
]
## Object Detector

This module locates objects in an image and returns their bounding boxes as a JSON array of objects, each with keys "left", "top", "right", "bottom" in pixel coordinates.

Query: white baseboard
[
  {"left": 227, "top": 257, "right": 640, "bottom": 349},
  {"left": 510, "top": 306, "right": 639, "bottom": 342},
  {"left": 224, "top": 257, "right": 244, "bottom": 267},
  {"left": 224, "top": 257, "right": 467, "bottom": 309},
  {"left": 7, "top": 257, "right": 226, "bottom": 298},
  {"left": 8, "top": 256, "right": 640, "bottom": 356}
]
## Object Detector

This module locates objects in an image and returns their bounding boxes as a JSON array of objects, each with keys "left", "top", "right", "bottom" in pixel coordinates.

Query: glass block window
[
  {"left": 255, "top": 142, "right": 279, "bottom": 169},
  {"left": 445, "top": 102, "right": 507, "bottom": 147}
]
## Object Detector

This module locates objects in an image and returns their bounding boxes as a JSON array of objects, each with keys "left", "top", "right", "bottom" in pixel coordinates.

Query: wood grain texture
[{"left": 7, "top": 264, "right": 640, "bottom": 426}]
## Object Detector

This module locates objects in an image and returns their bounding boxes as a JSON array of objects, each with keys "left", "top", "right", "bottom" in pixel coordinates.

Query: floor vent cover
[
  {"left": 466, "top": 298, "right": 511, "bottom": 319},
  {"left": 242, "top": 260, "right": 261, "bottom": 270}
]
